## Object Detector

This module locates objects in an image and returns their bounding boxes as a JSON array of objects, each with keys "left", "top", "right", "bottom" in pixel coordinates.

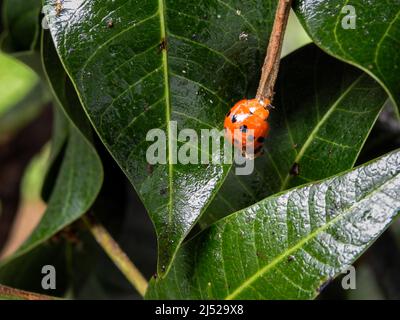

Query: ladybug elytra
[{"left": 224, "top": 98, "right": 271, "bottom": 158}]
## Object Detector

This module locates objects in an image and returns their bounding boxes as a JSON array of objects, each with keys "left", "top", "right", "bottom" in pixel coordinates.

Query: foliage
[{"left": 0, "top": 0, "right": 399, "bottom": 300}]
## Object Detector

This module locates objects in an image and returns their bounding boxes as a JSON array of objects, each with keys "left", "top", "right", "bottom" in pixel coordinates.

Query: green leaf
[
  {"left": 40, "top": 104, "right": 69, "bottom": 202},
  {"left": 0, "top": 34, "right": 104, "bottom": 270},
  {"left": 201, "top": 44, "right": 388, "bottom": 227},
  {"left": 294, "top": 0, "right": 400, "bottom": 114},
  {"left": 41, "top": 31, "right": 94, "bottom": 138},
  {"left": 44, "top": 0, "right": 278, "bottom": 275},
  {"left": 0, "top": 123, "right": 103, "bottom": 269},
  {"left": 40, "top": 31, "right": 87, "bottom": 201},
  {"left": 0, "top": 51, "right": 46, "bottom": 135},
  {"left": 0, "top": 242, "right": 69, "bottom": 297},
  {"left": 146, "top": 149, "right": 400, "bottom": 300},
  {"left": 0, "top": 30, "right": 106, "bottom": 288},
  {"left": 0, "top": 0, "right": 42, "bottom": 52}
]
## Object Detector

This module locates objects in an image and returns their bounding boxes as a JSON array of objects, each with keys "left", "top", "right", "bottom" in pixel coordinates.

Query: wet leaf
[
  {"left": 147, "top": 149, "right": 400, "bottom": 299},
  {"left": 294, "top": 0, "right": 400, "bottom": 114},
  {"left": 44, "top": 0, "right": 278, "bottom": 275},
  {"left": 201, "top": 44, "right": 387, "bottom": 227}
]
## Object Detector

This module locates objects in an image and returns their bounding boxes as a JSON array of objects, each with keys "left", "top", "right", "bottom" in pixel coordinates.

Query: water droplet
[{"left": 239, "top": 31, "right": 248, "bottom": 41}]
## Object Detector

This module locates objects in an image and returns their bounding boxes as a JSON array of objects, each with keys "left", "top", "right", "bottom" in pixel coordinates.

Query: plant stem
[
  {"left": 0, "top": 284, "right": 57, "bottom": 300},
  {"left": 256, "top": 0, "right": 293, "bottom": 102},
  {"left": 82, "top": 214, "right": 148, "bottom": 297}
]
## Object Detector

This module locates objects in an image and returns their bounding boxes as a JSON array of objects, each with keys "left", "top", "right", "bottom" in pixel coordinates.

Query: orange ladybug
[{"left": 224, "top": 98, "right": 271, "bottom": 158}]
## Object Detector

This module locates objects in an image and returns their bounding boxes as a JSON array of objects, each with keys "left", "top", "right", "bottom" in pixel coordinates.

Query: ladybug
[{"left": 224, "top": 98, "right": 271, "bottom": 158}]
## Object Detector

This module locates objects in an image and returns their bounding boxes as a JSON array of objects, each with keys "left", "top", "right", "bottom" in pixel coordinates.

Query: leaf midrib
[
  {"left": 157, "top": 0, "right": 173, "bottom": 229},
  {"left": 225, "top": 167, "right": 399, "bottom": 299}
]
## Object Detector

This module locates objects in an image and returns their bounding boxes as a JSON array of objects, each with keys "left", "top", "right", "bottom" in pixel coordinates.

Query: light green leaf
[
  {"left": 0, "top": 0, "right": 42, "bottom": 52},
  {"left": 0, "top": 52, "right": 46, "bottom": 136}
]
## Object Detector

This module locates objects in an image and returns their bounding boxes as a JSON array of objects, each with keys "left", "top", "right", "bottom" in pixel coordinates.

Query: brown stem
[
  {"left": 0, "top": 284, "right": 57, "bottom": 300},
  {"left": 82, "top": 214, "right": 148, "bottom": 297},
  {"left": 256, "top": 0, "right": 293, "bottom": 102}
]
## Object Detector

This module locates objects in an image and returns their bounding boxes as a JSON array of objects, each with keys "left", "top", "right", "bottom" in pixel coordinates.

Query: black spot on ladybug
[
  {"left": 257, "top": 136, "right": 265, "bottom": 143},
  {"left": 240, "top": 125, "right": 248, "bottom": 133},
  {"left": 231, "top": 115, "right": 237, "bottom": 123},
  {"left": 247, "top": 135, "right": 254, "bottom": 141},
  {"left": 159, "top": 38, "right": 167, "bottom": 52},
  {"left": 290, "top": 162, "right": 300, "bottom": 176},
  {"left": 226, "top": 111, "right": 231, "bottom": 117}
]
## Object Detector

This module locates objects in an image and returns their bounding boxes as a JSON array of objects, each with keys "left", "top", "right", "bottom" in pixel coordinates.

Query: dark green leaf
[
  {"left": 0, "top": 123, "right": 103, "bottom": 270},
  {"left": 40, "top": 31, "right": 88, "bottom": 201},
  {"left": 294, "top": 0, "right": 400, "bottom": 114},
  {"left": 40, "top": 104, "right": 69, "bottom": 202},
  {"left": 42, "top": 31, "right": 95, "bottom": 139},
  {"left": 147, "top": 149, "right": 400, "bottom": 299},
  {"left": 0, "top": 0, "right": 42, "bottom": 52},
  {"left": 201, "top": 44, "right": 387, "bottom": 227},
  {"left": 0, "top": 36, "right": 104, "bottom": 270},
  {"left": 0, "top": 30, "right": 104, "bottom": 292},
  {"left": 0, "top": 242, "right": 69, "bottom": 297},
  {"left": 44, "top": 0, "right": 277, "bottom": 275}
]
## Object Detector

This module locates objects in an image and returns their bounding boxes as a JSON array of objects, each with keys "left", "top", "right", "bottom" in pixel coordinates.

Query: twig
[
  {"left": 82, "top": 214, "right": 148, "bottom": 297},
  {"left": 0, "top": 284, "right": 58, "bottom": 300},
  {"left": 256, "top": 0, "right": 293, "bottom": 102}
]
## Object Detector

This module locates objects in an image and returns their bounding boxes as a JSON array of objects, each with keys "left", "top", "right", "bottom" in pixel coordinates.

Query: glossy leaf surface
[
  {"left": 147, "top": 149, "right": 400, "bottom": 299},
  {"left": 44, "top": 0, "right": 278, "bottom": 274},
  {"left": 294, "top": 0, "right": 400, "bottom": 114},
  {"left": 201, "top": 45, "right": 387, "bottom": 227}
]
